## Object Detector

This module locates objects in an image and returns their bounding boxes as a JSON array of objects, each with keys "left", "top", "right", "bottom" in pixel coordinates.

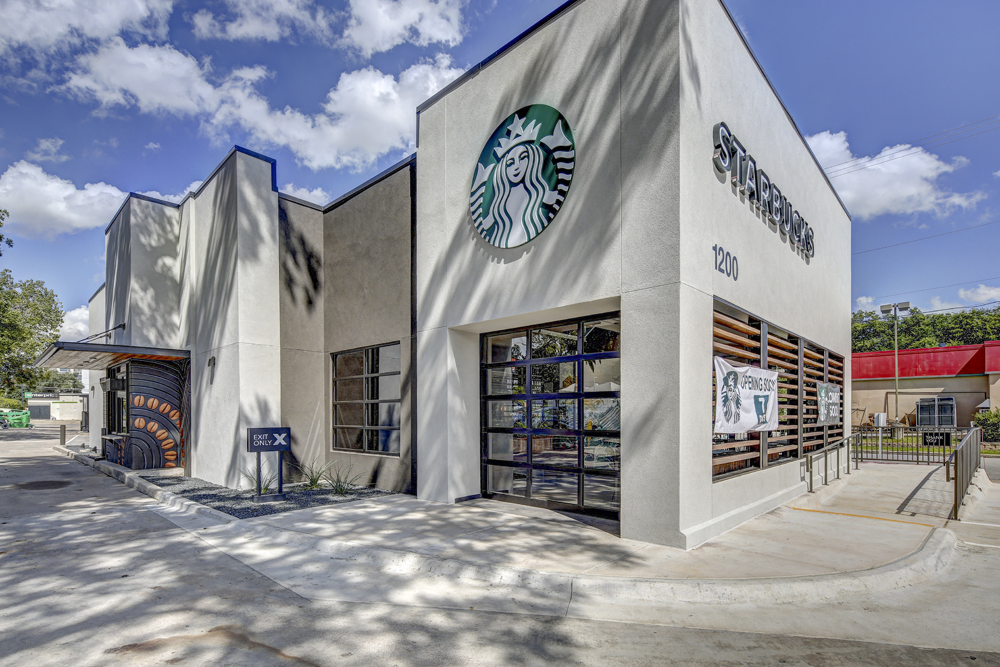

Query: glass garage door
[{"left": 481, "top": 313, "right": 621, "bottom": 517}]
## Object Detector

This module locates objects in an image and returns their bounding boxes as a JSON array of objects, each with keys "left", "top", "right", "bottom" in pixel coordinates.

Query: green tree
[
  {"left": 0, "top": 269, "right": 63, "bottom": 394},
  {"left": 31, "top": 369, "right": 83, "bottom": 391},
  {"left": 852, "top": 306, "right": 1000, "bottom": 352},
  {"left": 0, "top": 209, "right": 12, "bottom": 256}
]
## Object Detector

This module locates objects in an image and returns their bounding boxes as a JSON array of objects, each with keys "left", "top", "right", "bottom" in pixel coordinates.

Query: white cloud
[
  {"left": 958, "top": 284, "right": 1000, "bottom": 304},
  {"left": 994, "top": 169, "right": 1000, "bottom": 178},
  {"left": 138, "top": 180, "right": 203, "bottom": 204},
  {"left": 144, "top": 142, "right": 161, "bottom": 151},
  {"left": 207, "top": 55, "right": 464, "bottom": 170},
  {"left": 25, "top": 137, "right": 70, "bottom": 163},
  {"left": 855, "top": 296, "right": 875, "bottom": 311},
  {"left": 191, "top": 0, "right": 334, "bottom": 43},
  {"left": 63, "top": 39, "right": 463, "bottom": 170},
  {"left": 61, "top": 38, "right": 221, "bottom": 116},
  {"left": 929, "top": 296, "right": 964, "bottom": 312},
  {"left": 0, "top": 0, "right": 173, "bottom": 56},
  {"left": 342, "top": 0, "right": 465, "bottom": 58},
  {"left": 0, "top": 161, "right": 124, "bottom": 238},
  {"left": 59, "top": 305, "right": 90, "bottom": 341},
  {"left": 281, "top": 183, "right": 331, "bottom": 204},
  {"left": 806, "top": 130, "right": 986, "bottom": 221}
]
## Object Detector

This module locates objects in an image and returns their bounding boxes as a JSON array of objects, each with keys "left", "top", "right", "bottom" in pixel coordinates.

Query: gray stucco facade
[{"left": 81, "top": 0, "right": 850, "bottom": 549}]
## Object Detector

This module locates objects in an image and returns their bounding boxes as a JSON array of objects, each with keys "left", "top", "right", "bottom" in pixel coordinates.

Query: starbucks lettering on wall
[
  {"left": 713, "top": 121, "right": 816, "bottom": 258},
  {"left": 469, "top": 105, "right": 576, "bottom": 248}
]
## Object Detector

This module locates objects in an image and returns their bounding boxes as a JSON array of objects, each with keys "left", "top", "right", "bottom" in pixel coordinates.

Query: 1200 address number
[{"left": 712, "top": 245, "right": 738, "bottom": 281}]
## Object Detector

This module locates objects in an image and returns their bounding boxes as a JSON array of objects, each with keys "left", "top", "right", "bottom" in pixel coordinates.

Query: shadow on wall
[
  {"left": 420, "top": 0, "right": 680, "bottom": 320},
  {"left": 222, "top": 393, "right": 283, "bottom": 489},
  {"left": 191, "top": 156, "right": 277, "bottom": 488},
  {"left": 130, "top": 203, "right": 182, "bottom": 348},
  {"left": 279, "top": 202, "right": 322, "bottom": 313},
  {"left": 417, "top": 1, "right": 680, "bottom": 499}
]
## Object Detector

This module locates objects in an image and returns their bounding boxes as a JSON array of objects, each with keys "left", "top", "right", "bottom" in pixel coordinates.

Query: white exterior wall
[
  {"left": 100, "top": 149, "right": 284, "bottom": 487},
  {"left": 415, "top": 0, "right": 851, "bottom": 547},
  {"left": 675, "top": 0, "right": 851, "bottom": 546},
  {"left": 88, "top": 285, "right": 106, "bottom": 451},
  {"left": 184, "top": 152, "right": 283, "bottom": 488}
]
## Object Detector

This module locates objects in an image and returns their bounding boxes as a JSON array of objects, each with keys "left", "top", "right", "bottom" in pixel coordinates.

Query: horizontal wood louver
[
  {"left": 712, "top": 303, "right": 845, "bottom": 481},
  {"left": 712, "top": 311, "right": 763, "bottom": 477},
  {"left": 800, "top": 341, "right": 826, "bottom": 455},
  {"left": 764, "top": 330, "right": 800, "bottom": 466}
]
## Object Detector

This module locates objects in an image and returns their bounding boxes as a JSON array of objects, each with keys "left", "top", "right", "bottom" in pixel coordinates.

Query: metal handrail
[
  {"left": 947, "top": 427, "right": 982, "bottom": 520},
  {"left": 806, "top": 433, "right": 857, "bottom": 492}
]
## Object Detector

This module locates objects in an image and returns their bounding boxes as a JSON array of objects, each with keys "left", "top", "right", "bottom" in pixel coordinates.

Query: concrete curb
[
  {"left": 52, "top": 445, "right": 234, "bottom": 524},
  {"left": 567, "top": 528, "right": 957, "bottom": 607}
]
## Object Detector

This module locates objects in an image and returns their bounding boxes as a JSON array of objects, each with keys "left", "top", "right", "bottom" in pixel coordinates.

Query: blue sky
[{"left": 1, "top": 0, "right": 999, "bottom": 341}]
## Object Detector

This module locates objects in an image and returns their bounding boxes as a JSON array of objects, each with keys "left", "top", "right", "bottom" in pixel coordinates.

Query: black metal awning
[{"left": 33, "top": 341, "right": 190, "bottom": 371}]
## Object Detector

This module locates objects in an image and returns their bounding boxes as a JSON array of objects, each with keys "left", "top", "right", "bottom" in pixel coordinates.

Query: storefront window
[
  {"left": 332, "top": 343, "right": 401, "bottom": 455},
  {"left": 481, "top": 312, "right": 621, "bottom": 516}
]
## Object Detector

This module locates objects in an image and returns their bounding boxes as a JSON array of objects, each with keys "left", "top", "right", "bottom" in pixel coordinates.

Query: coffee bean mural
[{"left": 124, "top": 360, "right": 186, "bottom": 471}]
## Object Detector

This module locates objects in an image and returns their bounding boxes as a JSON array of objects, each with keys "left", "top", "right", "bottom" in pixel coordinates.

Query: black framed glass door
[{"left": 481, "top": 312, "right": 621, "bottom": 517}]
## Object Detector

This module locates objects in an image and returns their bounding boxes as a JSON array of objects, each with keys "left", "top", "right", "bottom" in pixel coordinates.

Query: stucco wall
[
  {"left": 105, "top": 207, "right": 131, "bottom": 345},
  {"left": 416, "top": 0, "right": 679, "bottom": 507},
  {"left": 127, "top": 199, "right": 182, "bottom": 348},
  {"left": 184, "top": 151, "right": 283, "bottom": 488},
  {"left": 88, "top": 285, "right": 106, "bottom": 451},
  {"left": 674, "top": 0, "right": 852, "bottom": 547},
  {"left": 415, "top": 0, "right": 851, "bottom": 547},
  {"left": 322, "top": 164, "right": 414, "bottom": 491},
  {"left": 278, "top": 197, "right": 327, "bottom": 475},
  {"left": 853, "top": 376, "right": 988, "bottom": 428}
]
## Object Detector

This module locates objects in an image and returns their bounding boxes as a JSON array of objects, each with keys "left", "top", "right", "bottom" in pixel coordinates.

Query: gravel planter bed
[{"left": 137, "top": 474, "right": 395, "bottom": 519}]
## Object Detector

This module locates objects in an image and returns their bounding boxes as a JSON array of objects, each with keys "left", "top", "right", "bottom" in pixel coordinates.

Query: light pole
[{"left": 879, "top": 301, "right": 910, "bottom": 424}]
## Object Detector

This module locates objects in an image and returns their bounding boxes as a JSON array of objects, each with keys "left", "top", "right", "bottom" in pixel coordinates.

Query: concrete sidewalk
[
  {"left": 36, "top": 437, "right": 1000, "bottom": 653},
  {"left": 134, "top": 462, "right": 976, "bottom": 613},
  {"left": 8, "top": 432, "right": 1000, "bottom": 665}
]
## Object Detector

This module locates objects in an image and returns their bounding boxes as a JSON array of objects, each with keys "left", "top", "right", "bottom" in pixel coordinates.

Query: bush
[
  {"left": 0, "top": 398, "right": 23, "bottom": 410},
  {"left": 293, "top": 459, "right": 334, "bottom": 490},
  {"left": 323, "top": 462, "right": 363, "bottom": 495},
  {"left": 975, "top": 408, "right": 1000, "bottom": 443},
  {"left": 240, "top": 465, "right": 278, "bottom": 494}
]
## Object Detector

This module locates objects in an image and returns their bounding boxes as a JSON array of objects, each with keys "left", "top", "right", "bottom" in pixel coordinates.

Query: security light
[
  {"left": 897, "top": 302, "right": 910, "bottom": 313},
  {"left": 880, "top": 304, "right": 893, "bottom": 315}
]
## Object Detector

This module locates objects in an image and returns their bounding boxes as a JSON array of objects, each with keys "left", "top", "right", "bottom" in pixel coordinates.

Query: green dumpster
[{"left": 0, "top": 410, "right": 32, "bottom": 428}]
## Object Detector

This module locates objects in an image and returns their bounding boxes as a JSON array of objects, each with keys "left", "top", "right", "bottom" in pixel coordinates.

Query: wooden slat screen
[
  {"left": 712, "top": 312, "right": 763, "bottom": 477},
  {"left": 712, "top": 304, "right": 846, "bottom": 481}
]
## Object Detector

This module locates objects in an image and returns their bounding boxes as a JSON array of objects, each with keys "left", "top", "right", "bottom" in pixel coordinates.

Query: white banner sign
[
  {"left": 816, "top": 381, "right": 841, "bottom": 426},
  {"left": 714, "top": 357, "right": 779, "bottom": 433}
]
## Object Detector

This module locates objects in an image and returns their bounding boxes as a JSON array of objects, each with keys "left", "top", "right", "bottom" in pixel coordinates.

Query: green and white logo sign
[{"left": 469, "top": 104, "right": 576, "bottom": 248}]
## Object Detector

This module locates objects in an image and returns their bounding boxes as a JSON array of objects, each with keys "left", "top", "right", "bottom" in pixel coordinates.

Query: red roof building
[{"left": 852, "top": 341, "right": 1000, "bottom": 427}]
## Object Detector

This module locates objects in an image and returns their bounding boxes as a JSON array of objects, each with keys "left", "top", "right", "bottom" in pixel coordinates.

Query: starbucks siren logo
[
  {"left": 469, "top": 104, "right": 576, "bottom": 248},
  {"left": 721, "top": 370, "right": 741, "bottom": 424}
]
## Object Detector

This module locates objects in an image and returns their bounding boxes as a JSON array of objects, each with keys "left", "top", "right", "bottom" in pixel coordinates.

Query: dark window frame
[
  {"left": 332, "top": 342, "right": 402, "bottom": 456},
  {"left": 481, "top": 311, "right": 621, "bottom": 518}
]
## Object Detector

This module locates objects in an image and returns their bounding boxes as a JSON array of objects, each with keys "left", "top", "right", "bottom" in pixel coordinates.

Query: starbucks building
[{"left": 37, "top": 0, "right": 851, "bottom": 549}]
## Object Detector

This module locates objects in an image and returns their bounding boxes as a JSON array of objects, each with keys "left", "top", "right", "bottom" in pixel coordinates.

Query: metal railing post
[
  {"left": 823, "top": 448, "right": 829, "bottom": 485},
  {"left": 836, "top": 441, "right": 841, "bottom": 480}
]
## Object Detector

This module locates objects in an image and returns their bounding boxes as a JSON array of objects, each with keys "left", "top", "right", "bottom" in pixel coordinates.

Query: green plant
[
  {"left": 974, "top": 408, "right": 1000, "bottom": 443},
  {"left": 0, "top": 397, "right": 23, "bottom": 410},
  {"left": 323, "top": 462, "right": 363, "bottom": 495},
  {"left": 240, "top": 465, "right": 278, "bottom": 494},
  {"left": 294, "top": 458, "right": 334, "bottom": 490}
]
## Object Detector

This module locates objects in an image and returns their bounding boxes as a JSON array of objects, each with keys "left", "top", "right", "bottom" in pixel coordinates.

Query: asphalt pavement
[{"left": 2, "top": 427, "right": 1000, "bottom": 666}]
